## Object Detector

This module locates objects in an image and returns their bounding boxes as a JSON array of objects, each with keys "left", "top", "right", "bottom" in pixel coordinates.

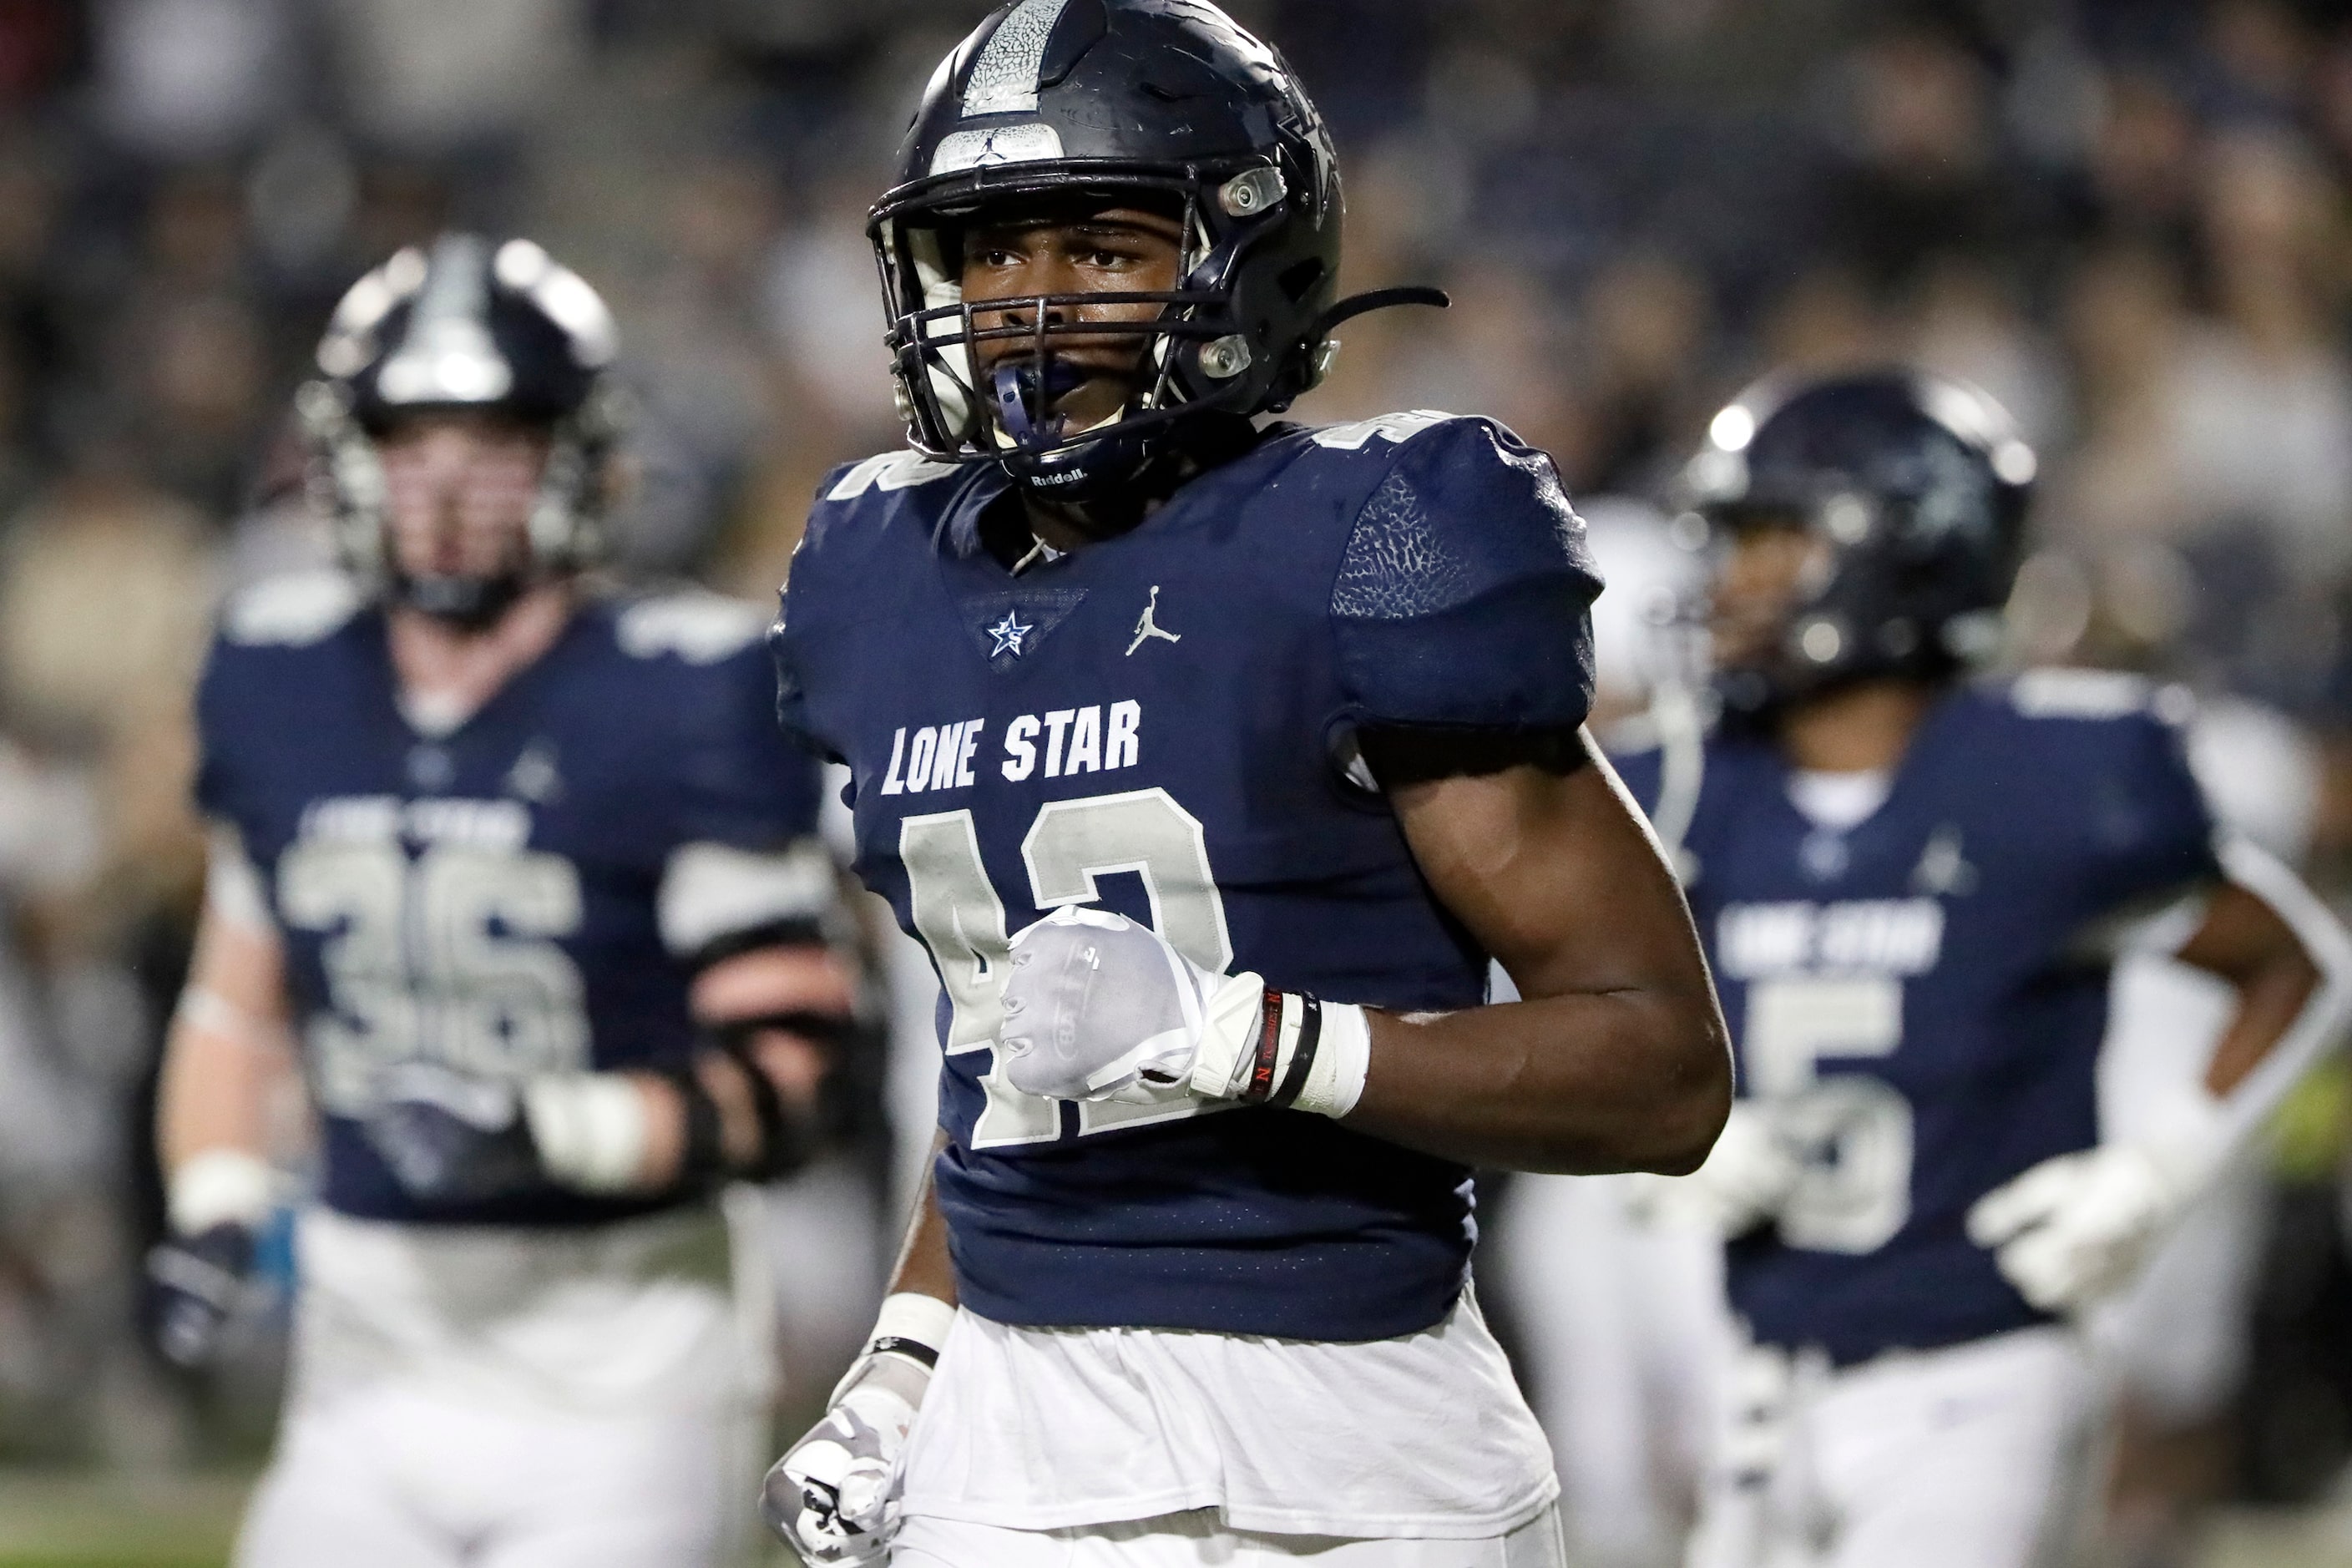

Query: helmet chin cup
[
  {"left": 989, "top": 358, "right": 1161, "bottom": 508},
  {"left": 990, "top": 361, "right": 1059, "bottom": 449},
  {"left": 1002, "top": 426, "right": 1160, "bottom": 513}
]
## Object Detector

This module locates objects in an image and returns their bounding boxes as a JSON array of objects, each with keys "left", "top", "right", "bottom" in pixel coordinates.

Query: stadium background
[{"left": 0, "top": 0, "right": 2350, "bottom": 1562}]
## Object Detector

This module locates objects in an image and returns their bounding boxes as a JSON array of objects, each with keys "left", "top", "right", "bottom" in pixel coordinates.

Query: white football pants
[
  {"left": 1686, "top": 1326, "right": 2092, "bottom": 1568},
  {"left": 236, "top": 1383, "right": 756, "bottom": 1568},
  {"left": 235, "top": 1201, "right": 768, "bottom": 1568},
  {"left": 1485, "top": 1172, "right": 1732, "bottom": 1568},
  {"left": 892, "top": 1504, "right": 1569, "bottom": 1567}
]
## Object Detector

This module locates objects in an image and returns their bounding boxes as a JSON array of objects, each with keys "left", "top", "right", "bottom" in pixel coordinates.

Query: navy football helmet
[
  {"left": 296, "top": 233, "right": 624, "bottom": 625},
  {"left": 872, "top": 0, "right": 1438, "bottom": 503},
  {"left": 1683, "top": 368, "right": 2035, "bottom": 714}
]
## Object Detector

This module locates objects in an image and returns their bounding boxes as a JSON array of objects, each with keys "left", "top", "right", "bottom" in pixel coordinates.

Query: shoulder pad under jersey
[
  {"left": 221, "top": 570, "right": 363, "bottom": 648},
  {"left": 615, "top": 590, "right": 769, "bottom": 665}
]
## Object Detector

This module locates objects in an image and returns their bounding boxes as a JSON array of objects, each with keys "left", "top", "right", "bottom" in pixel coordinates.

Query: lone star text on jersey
[{"left": 880, "top": 701, "right": 1145, "bottom": 795}]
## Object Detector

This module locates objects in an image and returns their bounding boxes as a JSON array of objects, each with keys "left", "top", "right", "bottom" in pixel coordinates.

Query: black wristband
[
  {"left": 867, "top": 1334, "right": 941, "bottom": 1370},
  {"left": 658, "top": 1066, "right": 728, "bottom": 1189},
  {"left": 1267, "top": 994, "right": 1323, "bottom": 1110},
  {"left": 709, "top": 1033, "right": 815, "bottom": 1179}
]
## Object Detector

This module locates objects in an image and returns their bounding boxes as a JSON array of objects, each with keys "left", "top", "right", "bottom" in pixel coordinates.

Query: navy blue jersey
[
  {"left": 195, "top": 576, "right": 827, "bottom": 1228},
  {"left": 1615, "top": 673, "right": 2220, "bottom": 1363},
  {"left": 773, "top": 412, "right": 1601, "bottom": 1342}
]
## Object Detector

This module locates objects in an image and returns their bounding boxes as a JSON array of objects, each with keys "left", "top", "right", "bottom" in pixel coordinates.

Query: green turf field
[{"left": 0, "top": 1474, "right": 242, "bottom": 1568}]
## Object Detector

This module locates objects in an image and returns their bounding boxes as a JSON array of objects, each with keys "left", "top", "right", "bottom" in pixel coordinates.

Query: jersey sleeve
[
  {"left": 767, "top": 461, "right": 874, "bottom": 766},
  {"left": 1328, "top": 417, "right": 1603, "bottom": 732},
  {"left": 657, "top": 840, "right": 835, "bottom": 962},
  {"left": 2071, "top": 706, "right": 2223, "bottom": 914},
  {"left": 768, "top": 584, "right": 831, "bottom": 763},
  {"left": 658, "top": 616, "right": 830, "bottom": 853},
  {"left": 2013, "top": 681, "right": 2210, "bottom": 912},
  {"left": 191, "top": 633, "right": 255, "bottom": 828}
]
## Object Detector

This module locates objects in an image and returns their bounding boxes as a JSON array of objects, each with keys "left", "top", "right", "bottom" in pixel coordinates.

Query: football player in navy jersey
[
  {"left": 1616, "top": 369, "right": 2352, "bottom": 1568},
  {"left": 761, "top": 4, "right": 1732, "bottom": 1566},
  {"left": 148, "top": 235, "right": 857, "bottom": 1568}
]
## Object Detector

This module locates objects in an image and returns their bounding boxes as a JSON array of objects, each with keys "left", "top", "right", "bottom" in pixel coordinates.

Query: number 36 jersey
[
  {"left": 1615, "top": 675, "right": 2220, "bottom": 1364},
  {"left": 194, "top": 577, "right": 829, "bottom": 1229},
  {"left": 772, "top": 413, "right": 1602, "bottom": 1343}
]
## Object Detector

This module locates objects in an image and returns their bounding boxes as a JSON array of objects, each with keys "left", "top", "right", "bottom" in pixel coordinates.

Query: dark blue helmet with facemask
[
  {"left": 1684, "top": 368, "right": 2036, "bottom": 714},
  {"left": 296, "top": 233, "right": 624, "bottom": 625},
  {"left": 870, "top": 0, "right": 1438, "bottom": 505}
]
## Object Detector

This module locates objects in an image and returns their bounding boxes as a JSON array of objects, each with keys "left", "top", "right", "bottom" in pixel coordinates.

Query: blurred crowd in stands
[{"left": 2, "top": 0, "right": 2352, "bottom": 1505}]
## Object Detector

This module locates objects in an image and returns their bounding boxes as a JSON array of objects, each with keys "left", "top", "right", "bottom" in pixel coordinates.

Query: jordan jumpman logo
[{"left": 1125, "top": 586, "right": 1182, "bottom": 656}]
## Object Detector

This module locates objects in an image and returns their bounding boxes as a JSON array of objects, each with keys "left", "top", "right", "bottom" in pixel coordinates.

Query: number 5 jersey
[
  {"left": 1614, "top": 674, "right": 2221, "bottom": 1364},
  {"left": 193, "top": 575, "right": 831, "bottom": 1229}
]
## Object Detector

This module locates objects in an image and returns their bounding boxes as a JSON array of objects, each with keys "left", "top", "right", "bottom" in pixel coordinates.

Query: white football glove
[
  {"left": 1624, "top": 1100, "right": 1803, "bottom": 1237},
  {"left": 1966, "top": 1105, "right": 2225, "bottom": 1314},
  {"left": 761, "top": 1293, "right": 953, "bottom": 1565},
  {"left": 996, "top": 906, "right": 1370, "bottom": 1116}
]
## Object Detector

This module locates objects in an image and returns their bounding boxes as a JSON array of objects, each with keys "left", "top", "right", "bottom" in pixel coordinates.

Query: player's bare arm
[
  {"left": 1967, "top": 844, "right": 2352, "bottom": 1314},
  {"left": 629, "top": 943, "right": 859, "bottom": 1185},
  {"left": 762, "top": 1129, "right": 958, "bottom": 1554},
  {"left": 2173, "top": 878, "right": 2324, "bottom": 1095},
  {"left": 157, "top": 898, "right": 296, "bottom": 1175},
  {"left": 1348, "top": 736, "right": 1731, "bottom": 1175},
  {"left": 877, "top": 1130, "right": 959, "bottom": 1306},
  {"left": 149, "top": 868, "right": 301, "bottom": 1366}
]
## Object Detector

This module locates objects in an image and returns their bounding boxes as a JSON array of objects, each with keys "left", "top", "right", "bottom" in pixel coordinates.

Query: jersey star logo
[
  {"left": 987, "top": 611, "right": 1034, "bottom": 659},
  {"left": 1125, "top": 586, "right": 1182, "bottom": 656},
  {"left": 503, "top": 739, "right": 563, "bottom": 805}
]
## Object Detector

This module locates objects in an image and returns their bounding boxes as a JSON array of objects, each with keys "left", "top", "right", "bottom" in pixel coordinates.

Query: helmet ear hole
[{"left": 1277, "top": 258, "right": 1325, "bottom": 304}]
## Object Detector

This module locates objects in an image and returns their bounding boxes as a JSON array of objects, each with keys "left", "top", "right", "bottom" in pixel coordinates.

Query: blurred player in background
[
  {"left": 761, "top": 3, "right": 1732, "bottom": 1565},
  {"left": 1620, "top": 368, "right": 2352, "bottom": 1568},
  {"left": 2089, "top": 697, "right": 2325, "bottom": 1565},
  {"left": 147, "top": 234, "right": 857, "bottom": 1568}
]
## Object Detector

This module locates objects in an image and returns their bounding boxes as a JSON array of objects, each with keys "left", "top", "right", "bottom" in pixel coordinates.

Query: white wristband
[
  {"left": 523, "top": 1075, "right": 652, "bottom": 1194},
  {"left": 1293, "top": 1001, "right": 1371, "bottom": 1120},
  {"left": 872, "top": 1290, "right": 957, "bottom": 1357},
  {"left": 174, "top": 987, "right": 273, "bottom": 1050},
  {"left": 168, "top": 1148, "right": 276, "bottom": 1236}
]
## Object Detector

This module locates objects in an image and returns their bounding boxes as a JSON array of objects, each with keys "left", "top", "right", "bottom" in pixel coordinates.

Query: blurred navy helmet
[
  {"left": 1684, "top": 367, "right": 2036, "bottom": 713},
  {"left": 871, "top": 0, "right": 1436, "bottom": 503},
  {"left": 296, "top": 233, "right": 623, "bottom": 623}
]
